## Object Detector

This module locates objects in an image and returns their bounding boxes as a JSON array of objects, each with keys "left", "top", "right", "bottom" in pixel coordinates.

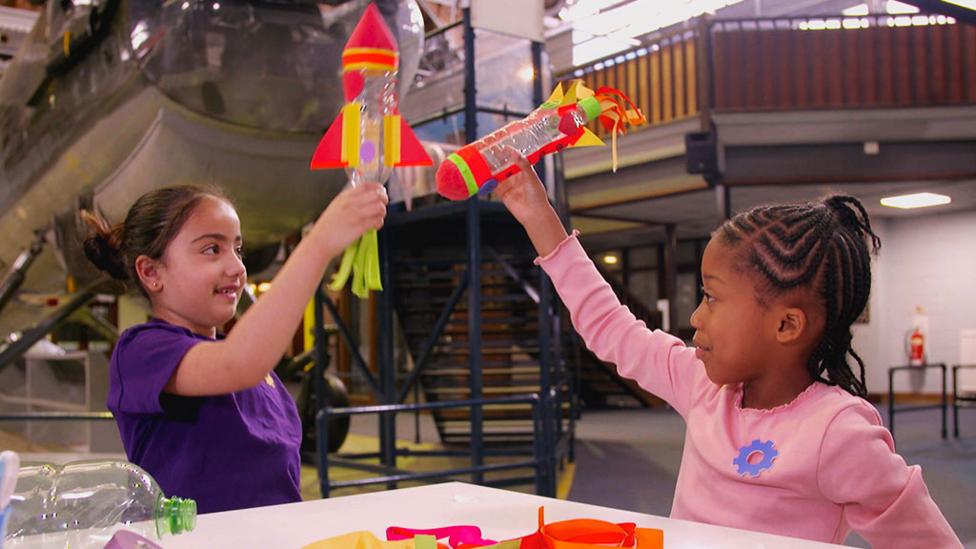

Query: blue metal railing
[{"left": 316, "top": 394, "right": 553, "bottom": 498}]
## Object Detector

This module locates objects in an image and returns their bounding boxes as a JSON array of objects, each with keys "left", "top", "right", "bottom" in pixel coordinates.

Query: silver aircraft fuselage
[{"left": 0, "top": 0, "right": 424, "bottom": 335}]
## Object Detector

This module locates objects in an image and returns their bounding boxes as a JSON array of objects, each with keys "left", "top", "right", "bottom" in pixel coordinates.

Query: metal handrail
[{"left": 316, "top": 394, "right": 551, "bottom": 498}]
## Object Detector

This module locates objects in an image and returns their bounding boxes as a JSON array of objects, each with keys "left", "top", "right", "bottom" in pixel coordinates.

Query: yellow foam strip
[
  {"left": 384, "top": 114, "right": 401, "bottom": 166},
  {"left": 342, "top": 102, "right": 361, "bottom": 168}
]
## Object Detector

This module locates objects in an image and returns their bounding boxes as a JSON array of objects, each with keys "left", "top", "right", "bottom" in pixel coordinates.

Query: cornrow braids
[{"left": 716, "top": 195, "right": 881, "bottom": 398}]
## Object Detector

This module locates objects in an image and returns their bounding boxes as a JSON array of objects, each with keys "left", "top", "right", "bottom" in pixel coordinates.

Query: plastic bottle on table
[
  {"left": 4, "top": 460, "right": 195, "bottom": 549},
  {"left": 0, "top": 450, "right": 20, "bottom": 543}
]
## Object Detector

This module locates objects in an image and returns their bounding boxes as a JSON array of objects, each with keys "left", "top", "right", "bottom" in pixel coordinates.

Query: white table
[{"left": 165, "top": 482, "right": 845, "bottom": 548}]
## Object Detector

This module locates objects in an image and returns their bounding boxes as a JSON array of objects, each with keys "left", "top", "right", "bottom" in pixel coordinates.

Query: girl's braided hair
[{"left": 716, "top": 195, "right": 881, "bottom": 398}]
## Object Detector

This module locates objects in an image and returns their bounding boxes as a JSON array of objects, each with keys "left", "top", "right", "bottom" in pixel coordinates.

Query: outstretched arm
[{"left": 495, "top": 151, "right": 702, "bottom": 414}]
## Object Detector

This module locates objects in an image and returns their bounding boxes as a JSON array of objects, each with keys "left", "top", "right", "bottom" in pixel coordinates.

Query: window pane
[
  {"left": 474, "top": 30, "right": 535, "bottom": 113},
  {"left": 628, "top": 246, "right": 657, "bottom": 269},
  {"left": 627, "top": 270, "right": 658, "bottom": 309},
  {"left": 677, "top": 241, "right": 698, "bottom": 264}
]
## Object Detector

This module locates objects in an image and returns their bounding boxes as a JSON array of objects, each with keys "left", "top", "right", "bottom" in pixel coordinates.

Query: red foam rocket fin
[
  {"left": 310, "top": 113, "right": 347, "bottom": 169},
  {"left": 395, "top": 118, "right": 433, "bottom": 167}
]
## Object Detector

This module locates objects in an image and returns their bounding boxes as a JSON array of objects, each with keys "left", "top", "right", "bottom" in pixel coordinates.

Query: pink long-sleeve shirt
[{"left": 538, "top": 232, "right": 960, "bottom": 547}]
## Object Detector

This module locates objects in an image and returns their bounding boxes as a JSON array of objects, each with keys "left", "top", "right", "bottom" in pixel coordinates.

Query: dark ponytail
[
  {"left": 81, "top": 210, "right": 128, "bottom": 281},
  {"left": 81, "top": 185, "right": 230, "bottom": 295},
  {"left": 716, "top": 194, "right": 881, "bottom": 398},
  {"left": 823, "top": 195, "right": 882, "bottom": 254}
]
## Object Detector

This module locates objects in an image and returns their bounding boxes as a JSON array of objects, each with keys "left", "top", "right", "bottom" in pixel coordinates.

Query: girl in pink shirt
[{"left": 495, "top": 151, "right": 960, "bottom": 547}]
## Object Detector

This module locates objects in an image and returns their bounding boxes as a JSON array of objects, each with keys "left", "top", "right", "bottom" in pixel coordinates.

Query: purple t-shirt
[{"left": 107, "top": 318, "right": 302, "bottom": 513}]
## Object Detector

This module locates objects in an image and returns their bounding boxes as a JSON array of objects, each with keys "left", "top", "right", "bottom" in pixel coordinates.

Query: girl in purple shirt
[{"left": 83, "top": 183, "right": 387, "bottom": 513}]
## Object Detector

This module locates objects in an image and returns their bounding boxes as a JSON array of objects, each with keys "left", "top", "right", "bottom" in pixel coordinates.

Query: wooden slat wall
[
  {"left": 569, "top": 34, "right": 700, "bottom": 137},
  {"left": 964, "top": 24, "right": 976, "bottom": 103},
  {"left": 561, "top": 20, "right": 975, "bottom": 130},
  {"left": 711, "top": 23, "right": 976, "bottom": 111}
]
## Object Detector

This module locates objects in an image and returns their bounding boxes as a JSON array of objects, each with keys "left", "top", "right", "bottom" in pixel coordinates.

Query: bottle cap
[
  {"left": 578, "top": 96, "right": 601, "bottom": 122},
  {"left": 157, "top": 496, "right": 197, "bottom": 536}
]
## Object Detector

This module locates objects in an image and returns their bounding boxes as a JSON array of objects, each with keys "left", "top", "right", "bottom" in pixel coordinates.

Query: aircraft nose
[{"left": 135, "top": 1, "right": 339, "bottom": 133}]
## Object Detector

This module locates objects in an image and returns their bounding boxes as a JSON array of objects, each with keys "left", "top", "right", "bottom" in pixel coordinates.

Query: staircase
[{"left": 388, "top": 201, "right": 571, "bottom": 446}]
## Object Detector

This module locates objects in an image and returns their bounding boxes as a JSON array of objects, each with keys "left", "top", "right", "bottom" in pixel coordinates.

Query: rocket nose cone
[
  {"left": 435, "top": 161, "right": 472, "bottom": 201},
  {"left": 346, "top": 2, "right": 399, "bottom": 54}
]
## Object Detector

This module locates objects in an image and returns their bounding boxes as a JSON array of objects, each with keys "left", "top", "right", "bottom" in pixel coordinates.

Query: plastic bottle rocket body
[
  {"left": 436, "top": 81, "right": 644, "bottom": 201},
  {"left": 5, "top": 460, "right": 195, "bottom": 549},
  {"left": 346, "top": 75, "right": 397, "bottom": 187}
]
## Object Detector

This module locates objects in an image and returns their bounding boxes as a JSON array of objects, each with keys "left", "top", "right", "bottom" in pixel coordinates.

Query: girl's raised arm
[
  {"left": 495, "top": 152, "right": 701, "bottom": 415},
  {"left": 166, "top": 183, "right": 388, "bottom": 396}
]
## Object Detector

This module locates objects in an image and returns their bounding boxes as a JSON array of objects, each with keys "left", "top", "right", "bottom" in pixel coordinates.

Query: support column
[
  {"left": 663, "top": 224, "right": 678, "bottom": 335},
  {"left": 462, "top": 7, "right": 484, "bottom": 484},
  {"left": 715, "top": 183, "right": 731, "bottom": 221},
  {"left": 378, "top": 227, "right": 397, "bottom": 487}
]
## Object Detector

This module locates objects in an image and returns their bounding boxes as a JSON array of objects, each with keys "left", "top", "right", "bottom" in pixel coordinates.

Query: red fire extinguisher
[{"left": 909, "top": 328, "right": 925, "bottom": 366}]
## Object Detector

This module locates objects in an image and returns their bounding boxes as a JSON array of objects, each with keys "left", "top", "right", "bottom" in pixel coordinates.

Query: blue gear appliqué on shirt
[{"left": 733, "top": 439, "right": 778, "bottom": 477}]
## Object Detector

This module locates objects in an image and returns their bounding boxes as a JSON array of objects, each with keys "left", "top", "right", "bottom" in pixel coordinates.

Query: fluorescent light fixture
[
  {"left": 569, "top": 0, "right": 744, "bottom": 66},
  {"left": 880, "top": 192, "right": 951, "bottom": 209},
  {"left": 945, "top": 0, "right": 976, "bottom": 9},
  {"left": 886, "top": 0, "right": 920, "bottom": 14},
  {"left": 843, "top": 3, "right": 870, "bottom": 15}
]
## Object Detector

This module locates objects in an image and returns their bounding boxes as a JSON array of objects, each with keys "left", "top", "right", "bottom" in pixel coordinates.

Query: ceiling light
[
  {"left": 880, "top": 192, "right": 951, "bottom": 209},
  {"left": 843, "top": 3, "right": 870, "bottom": 16},
  {"left": 602, "top": 254, "right": 619, "bottom": 265},
  {"left": 886, "top": 0, "right": 919, "bottom": 14}
]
